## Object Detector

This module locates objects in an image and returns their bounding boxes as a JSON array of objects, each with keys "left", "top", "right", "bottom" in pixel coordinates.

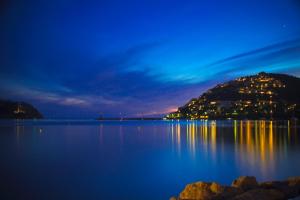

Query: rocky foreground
[{"left": 170, "top": 176, "right": 300, "bottom": 200}]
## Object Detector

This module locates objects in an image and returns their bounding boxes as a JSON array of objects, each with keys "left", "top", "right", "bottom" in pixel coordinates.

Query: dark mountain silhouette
[{"left": 0, "top": 100, "right": 43, "bottom": 119}]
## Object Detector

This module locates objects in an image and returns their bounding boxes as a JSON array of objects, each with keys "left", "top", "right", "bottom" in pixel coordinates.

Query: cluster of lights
[
  {"left": 238, "top": 74, "right": 285, "bottom": 95},
  {"left": 166, "top": 73, "right": 297, "bottom": 120},
  {"left": 13, "top": 104, "right": 25, "bottom": 114}
]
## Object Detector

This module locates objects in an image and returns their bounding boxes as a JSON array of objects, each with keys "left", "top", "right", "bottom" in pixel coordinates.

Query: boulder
[
  {"left": 209, "top": 182, "right": 223, "bottom": 194},
  {"left": 259, "top": 177, "right": 300, "bottom": 199},
  {"left": 260, "top": 180, "right": 296, "bottom": 198},
  {"left": 210, "top": 182, "right": 242, "bottom": 198},
  {"left": 232, "top": 189, "right": 285, "bottom": 200},
  {"left": 231, "top": 176, "right": 258, "bottom": 191},
  {"left": 288, "top": 177, "right": 300, "bottom": 198},
  {"left": 288, "top": 177, "right": 300, "bottom": 187},
  {"left": 174, "top": 177, "right": 300, "bottom": 200},
  {"left": 179, "top": 182, "right": 215, "bottom": 200},
  {"left": 178, "top": 181, "right": 243, "bottom": 200}
]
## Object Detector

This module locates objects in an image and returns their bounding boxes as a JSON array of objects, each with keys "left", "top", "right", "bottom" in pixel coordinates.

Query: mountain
[
  {"left": 166, "top": 72, "right": 300, "bottom": 119},
  {"left": 0, "top": 100, "right": 43, "bottom": 119}
]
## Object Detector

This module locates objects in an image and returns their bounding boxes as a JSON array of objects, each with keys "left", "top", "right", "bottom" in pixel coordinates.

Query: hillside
[
  {"left": 0, "top": 100, "right": 43, "bottom": 119},
  {"left": 166, "top": 72, "right": 300, "bottom": 119}
]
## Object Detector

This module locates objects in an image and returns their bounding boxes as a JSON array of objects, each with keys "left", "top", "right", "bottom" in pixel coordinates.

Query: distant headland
[
  {"left": 166, "top": 72, "right": 300, "bottom": 120},
  {"left": 0, "top": 100, "right": 43, "bottom": 119}
]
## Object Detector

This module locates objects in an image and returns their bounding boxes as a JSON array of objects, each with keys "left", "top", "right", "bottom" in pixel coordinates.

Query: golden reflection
[
  {"left": 233, "top": 120, "right": 290, "bottom": 177},
  {"left": 240, "top": 121, "right": 243, "bottom": 144},
  {"left": 269, "top": 121, "right": 274, "bottom": 162},
  {"left": 177, "top": 123, "right": 181, "bottom": 152},
  {"left": 234, "top": 120, "right": 237, "bottom": 142},
  {"left": 288, "top": 120, "right": 290, "bottom": 141},
  {"left": 210, "top": 121, "right": 217, "bottom": 160},
  {"left": 191, "top": 122, "right": 196, "bottom": 157},
  {"left": 170, "top": 120, "right": 219, "bottom": 159},
  {"left": 200, "top": 120, "right": 209, "bottom": 155},
  {"left": 170, "top": 122, "right": 182, "bottom": 155},
  {"left": 169, "top": 120, "right": 297, "bottom": 177},
  {"left": 15, "top": 121, "right": 25, "bottom": 146}
]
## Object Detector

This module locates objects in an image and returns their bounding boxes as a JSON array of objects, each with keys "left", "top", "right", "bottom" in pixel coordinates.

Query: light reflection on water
[
  {"left": 0, "top": 120, "right": 299, "bottom": 200},
  {"left": 168, "top": 120, "right": 298, "bottom": 179}
]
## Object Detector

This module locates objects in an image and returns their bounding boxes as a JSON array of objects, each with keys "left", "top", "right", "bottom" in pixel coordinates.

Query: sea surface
[{"left": 0, "top": 119, "right": 299, "bottom": 200}]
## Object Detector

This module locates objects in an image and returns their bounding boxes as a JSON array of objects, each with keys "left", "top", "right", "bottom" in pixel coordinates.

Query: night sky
[{"left": 1, "top": 0, "right": 300, "bottom": 118}]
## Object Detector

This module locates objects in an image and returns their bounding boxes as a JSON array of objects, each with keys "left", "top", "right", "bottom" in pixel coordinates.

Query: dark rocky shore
[{"left": 170, "top": 176, "right": 300, "bottom": 200}]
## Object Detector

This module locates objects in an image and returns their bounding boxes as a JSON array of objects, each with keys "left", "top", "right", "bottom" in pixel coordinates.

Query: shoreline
[{"left": 171, "top": 176, "right": 300, "bottom": 200}]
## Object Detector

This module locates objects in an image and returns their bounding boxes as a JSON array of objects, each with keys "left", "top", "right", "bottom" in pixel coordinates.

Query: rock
[
  {"left": 259, "top": 177, "right": 300, "bottom": 199},
  {"left": 231, "top": 176, "right": 258, "bottom": 191},
  {"left": 173, "top": 177, "right": 300, "bottom": 200},
  {"left": 178, "top": 181, "right": 243, "bottom": 200},
  {"left": 288, "top": 177, "right": 300, "bottom": 198},
  {"left": 209, "top": 182, "right": 224, "bottom": 194},
  {"left": 288, "top": 177, "right": 300, "bottom": 187},
  {"left": 260, "top": 181, "right": 287, "bottom": 189},
  {"left": 260, "top": 181, "right": 296, "bottom": 198},
  {"left": 179, "top": 182, "right": 215, "bottom": 200},
  {"left": 232, "top": 189, "right": 285, "bottom": 200},
  {"left": 210, "top": 182, "right": 243, "bottom": 198}
]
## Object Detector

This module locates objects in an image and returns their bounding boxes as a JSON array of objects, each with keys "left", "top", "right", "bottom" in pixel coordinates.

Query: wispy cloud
[
  {"left": 2, "top": 85, "right": 121, "bottom": 108},
  {"left": 202, "top": 38, "right": 300, "bottom": 79}
]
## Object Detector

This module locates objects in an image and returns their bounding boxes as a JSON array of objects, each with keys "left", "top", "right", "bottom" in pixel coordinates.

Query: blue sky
[{"left": 1, "top": 0, "right": 300, "bottom": 118}]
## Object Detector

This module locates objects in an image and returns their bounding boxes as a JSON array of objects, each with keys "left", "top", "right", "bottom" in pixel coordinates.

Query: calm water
[{"left": 0, "top": 120, "right": 299, "bottom": 200}]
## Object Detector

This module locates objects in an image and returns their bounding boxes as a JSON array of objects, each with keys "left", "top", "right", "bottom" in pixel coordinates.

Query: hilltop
[
  {"left": 166, "top": 72, "right": 300, "bottom": 119},
  {"left": 0, "top": 100, "right": 43, "bottom": 119}
]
